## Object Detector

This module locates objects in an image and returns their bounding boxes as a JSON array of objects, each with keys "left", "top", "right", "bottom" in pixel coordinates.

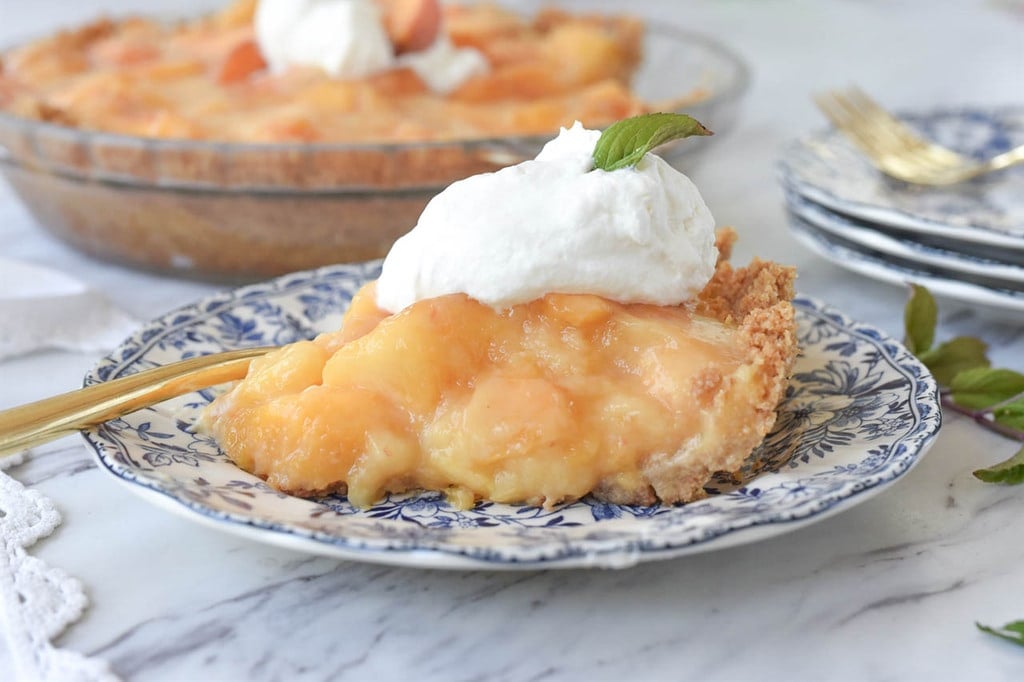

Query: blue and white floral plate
[
  {"left": 788, "top": 191, "right": 1024, "bottom": 287},
  {"left": 81, "top": 263, "right": 941, "bottom": 569},
  {"left": 789, "top": 215, "right": 1024, "bottom": 315},
  {"left": 779, "top": 107, "right": 1024, "bottom": 249}
]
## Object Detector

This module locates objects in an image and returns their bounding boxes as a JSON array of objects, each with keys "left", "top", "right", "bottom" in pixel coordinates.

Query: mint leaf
[
  {"left": 951, "top": 367, "right": 1024, "bottom": 409},
  {"left": 903, "top": 284, "right": 937, "bottom": 355},
  {"left": 592, "top": 113, "right": 712, "bottom": 172},
  {"left": 918, "top": 336, "right": 989, "bottom": 386},
  {"left": 977, "top": 620, "right": 1024, "bottom": 647},
  {"left": 973, "top": 446, "right": 1024, "bottom": 484},
  {"left": 994, "top": 399, "right": 1024, "bottom": 431}
]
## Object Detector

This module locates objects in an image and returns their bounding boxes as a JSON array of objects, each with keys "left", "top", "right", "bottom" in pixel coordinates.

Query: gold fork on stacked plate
[{"left": 814, "top": 87, "right": 1024, "bottom": 185}]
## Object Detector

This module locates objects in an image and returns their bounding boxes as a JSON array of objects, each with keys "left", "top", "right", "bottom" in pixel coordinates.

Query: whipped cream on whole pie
[
  {"left": 201, "top": 119, "right": 798, "bottom": 509},
  {"left": 255, "top": 0, "right": 488, "bottom": 92},
  {"left": 256, "top": 0, "right": 395, "bottom": 78}
]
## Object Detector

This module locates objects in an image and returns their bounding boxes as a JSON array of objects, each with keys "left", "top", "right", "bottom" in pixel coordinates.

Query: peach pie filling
[{"left": 201, "top": 234, "right": 797, "bottom": 509}]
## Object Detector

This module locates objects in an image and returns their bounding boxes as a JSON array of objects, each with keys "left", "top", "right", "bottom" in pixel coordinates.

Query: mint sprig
[
  {"left": 903, "top": 284, "right": 1024, "bottom": 484},
  {"left": 592, "top": 113, "right": 712, "bottom": 172},
  {"left": 973, "top": 448, "right": 1024, "bottom": 484},
  {"left": 904, "top": 284, "right": 937, "bottom": 355},
  {"left": 976, "top": 621, "right": 1024, "bottom": 648},
  {"left": 904, "top": 287, "right": 1024, "bottom": 644},
  {"left": 917, "top": 337, "right": 989, "bottom": 386},
  {"left": 951, "top": 367, "right": 1024, "bottom": 410}
]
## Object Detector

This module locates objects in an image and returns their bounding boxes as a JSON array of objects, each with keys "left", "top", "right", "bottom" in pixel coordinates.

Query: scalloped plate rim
[
  {"left": 787, "top": 190, "right": 1024, "bottom": 283},
  {"left": 788, "top": 214, "right": 1024, "bottom": 313}
]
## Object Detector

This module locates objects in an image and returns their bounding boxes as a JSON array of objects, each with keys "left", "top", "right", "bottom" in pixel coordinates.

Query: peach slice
[
  {"left": 376, "top": 0, "right": 442, "bottom": 54},
  {"left": 216, "top": 39, "right": 266, "bottom": 84}
]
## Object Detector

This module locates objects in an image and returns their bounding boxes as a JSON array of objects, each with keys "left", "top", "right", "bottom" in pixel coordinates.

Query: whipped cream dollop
[
  {"left": 375, "top": 123, "right": 719, "bottom": 313},
  {"left": 399, "top": 37, "right": 488, "bottom": 95},
  {"left": 256, "top": 0, "right": 394, "bottom": 79},
  {"left": 255, "top": 0, "right": 488, "bottom": 92}
]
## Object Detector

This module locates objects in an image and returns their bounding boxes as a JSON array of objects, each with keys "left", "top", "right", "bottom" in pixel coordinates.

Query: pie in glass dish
[{"left": 0, "top": 1, "right": 747, "bottom": 280}]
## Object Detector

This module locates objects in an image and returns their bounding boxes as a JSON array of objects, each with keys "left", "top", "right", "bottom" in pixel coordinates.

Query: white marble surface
[{"left": 2, "top": 0, "right": 1024, "bottom": 679}]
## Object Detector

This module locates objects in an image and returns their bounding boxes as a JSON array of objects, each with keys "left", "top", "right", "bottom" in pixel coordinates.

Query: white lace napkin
[
  {"left": 0, "top": 257, "right": 139, "bottom": 361},
  {"left": 0, "top": 257, "right": 132, "bottom": 681},
  {"left": 0, "top": 455, "right": 118, "bottom": 682}
]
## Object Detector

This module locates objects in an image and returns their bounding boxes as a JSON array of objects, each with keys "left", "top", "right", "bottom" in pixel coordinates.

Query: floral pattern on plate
[
  {"left": 779, "top": 107, "right": 1024, "bottom": 245},
  {"left": 82, "top": 262, "right": 941, "bottom": 569}
]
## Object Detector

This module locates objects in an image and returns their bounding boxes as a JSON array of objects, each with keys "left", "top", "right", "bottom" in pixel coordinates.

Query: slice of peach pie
[{"left": 200, "top": 116, "right": 798, "bottom": 509}]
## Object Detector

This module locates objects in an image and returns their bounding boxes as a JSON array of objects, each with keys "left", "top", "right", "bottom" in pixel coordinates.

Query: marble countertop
[{"left": 2, "top": 1, "right": 1023, "bottom": 679}]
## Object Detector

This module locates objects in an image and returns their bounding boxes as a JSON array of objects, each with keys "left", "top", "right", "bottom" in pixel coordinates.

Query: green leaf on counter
[
  {"left": 976, "top": 620, "right": 1024, "bottom": 647},
  {"left": 903, "top": 284, "right": 937, "bottom": 355},
  {"left": 993, "top": 400, "right": 1024, "bottom": 431},
  {"left": 902, "top": 286, "right": 1024, "bottom": 637},
  {"left": 973, "top": 446, "right": 1024, "bottom": 485},
  {"left": 950, "top": 367, "right": 1024, "bottom": 410},
  {"left": 918, "top": 336, "right": 990, "bottom": 386},
  {"left": 592, "top": 113, "right": 712, "bottom": 172}
]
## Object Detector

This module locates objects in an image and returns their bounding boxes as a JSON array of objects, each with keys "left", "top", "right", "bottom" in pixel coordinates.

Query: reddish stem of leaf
[{"left": 939, "top": 390, "right": 1024, "bottom": 442}]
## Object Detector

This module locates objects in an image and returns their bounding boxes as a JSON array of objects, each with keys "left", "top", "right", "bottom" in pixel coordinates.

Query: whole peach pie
[
  {"left": 201, "top": 230, "right": 798, "bottom": 508},
  {"left": 0, "top": 0, "right": 656, "bottom": 143}
]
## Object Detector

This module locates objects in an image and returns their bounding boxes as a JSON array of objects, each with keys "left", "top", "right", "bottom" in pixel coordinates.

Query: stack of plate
[{"left": 778, "top": 107, "right": 1024, "bottom": 314}]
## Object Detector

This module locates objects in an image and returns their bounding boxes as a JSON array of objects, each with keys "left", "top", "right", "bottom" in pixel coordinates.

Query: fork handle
[
  {"left": 0, "top": 347, "right": 274, "bottom": 460},
  {"left": 991, "top": 144, "right": 1024, "bottom": 173}
]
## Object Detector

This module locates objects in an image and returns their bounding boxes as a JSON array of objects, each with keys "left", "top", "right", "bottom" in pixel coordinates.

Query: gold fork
[
  {"left": 814, "top": 87, "right": 1024, "bottom": 185},
  {"left": 0, "top": 346, "right": 275, "bottom": 460}
]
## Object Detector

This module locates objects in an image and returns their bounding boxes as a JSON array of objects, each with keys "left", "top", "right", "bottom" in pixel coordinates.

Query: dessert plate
[
  {"left": 787, "top": 191, "right": 1024, "bottom": 286},
  {"left": 789, "top": 215, "right": 1024, "bottom": 315},
  {"left": 778, "top": 107, "right": 1024, "bottom": 248},
  {"left": 81, "top": 262, "right": 940, "bottom": 569}
]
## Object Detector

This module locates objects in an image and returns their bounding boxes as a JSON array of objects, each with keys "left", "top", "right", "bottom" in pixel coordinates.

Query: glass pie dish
[{"left": 0, "top": 25, "right": 749, "bottom": 281}]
